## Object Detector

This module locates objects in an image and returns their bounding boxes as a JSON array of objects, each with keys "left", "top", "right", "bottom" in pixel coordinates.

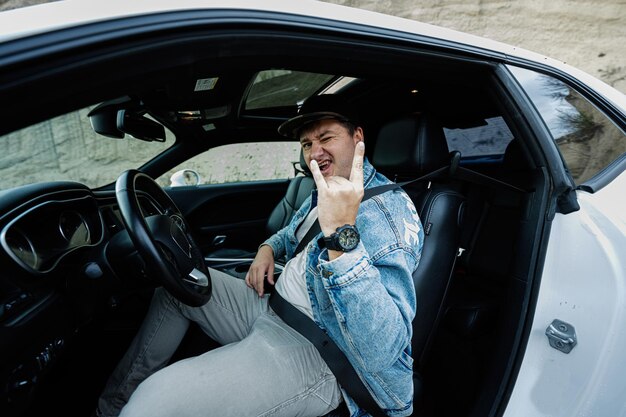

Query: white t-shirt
[{"left": 274, "top": 207, "right": 318, "bottom": 319}]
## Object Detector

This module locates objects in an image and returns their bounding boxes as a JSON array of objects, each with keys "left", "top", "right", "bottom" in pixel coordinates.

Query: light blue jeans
[{"left": 98, "top": 269, "right": 342, "bottom": 417}]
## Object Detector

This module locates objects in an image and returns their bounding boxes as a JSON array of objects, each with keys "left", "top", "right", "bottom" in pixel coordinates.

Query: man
[{"left": 97, "top": 94, "right": 423, "bottom": 417}]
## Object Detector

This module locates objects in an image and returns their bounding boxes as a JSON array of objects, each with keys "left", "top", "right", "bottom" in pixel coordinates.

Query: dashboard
[
  {"left": 1, "top": 195, "right": 103, "bottom": 274},
  {"left": 0, "top": 181, "right": 168, "bottom": 414},
  {"left": 0, "top": 182, "right": 166, "bottom": 331},
  {"left": 0, "top": 184, "right": 164, "bottom": 275}
]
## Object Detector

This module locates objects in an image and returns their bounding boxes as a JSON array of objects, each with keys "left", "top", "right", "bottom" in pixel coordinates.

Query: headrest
[
  {"left": 299, "top": 150, "right": 311, "bottom": 176},
  {"left": 372, "top": 114, "right": 450, "bottom": 176}
]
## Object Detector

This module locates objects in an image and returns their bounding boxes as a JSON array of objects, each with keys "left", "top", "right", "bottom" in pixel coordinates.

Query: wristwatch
[{"left": 322, "top": 224, "right": 360, "bottom": 252}]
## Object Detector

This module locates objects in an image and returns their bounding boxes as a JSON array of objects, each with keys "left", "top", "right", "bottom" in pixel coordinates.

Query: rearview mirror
[
  {"left": 116, "top": 110, "right": 166, "bottom": 142},
  {"left": 88, "top": 97, "right": 130, "bottom": 139}
]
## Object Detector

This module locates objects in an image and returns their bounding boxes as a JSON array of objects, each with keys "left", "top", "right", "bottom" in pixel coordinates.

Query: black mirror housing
[
  {"left": 87, "top": 97, "right": 166, "bottom": 142},
  {"left": 116, "top": 110, "right": 166, "bottom": 142},
  {"left": 88, "top": 98, "right": 128, "bottom": 139}
]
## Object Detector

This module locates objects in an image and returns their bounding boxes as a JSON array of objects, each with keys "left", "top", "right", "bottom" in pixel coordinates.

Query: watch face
[{"left": 338, "top": 227, "right": 359, "bottom": 251}]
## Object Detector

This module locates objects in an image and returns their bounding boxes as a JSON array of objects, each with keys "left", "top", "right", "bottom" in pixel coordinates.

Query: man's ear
[{"left": 353, "top": 127, "right": 364, "bottom": 144}]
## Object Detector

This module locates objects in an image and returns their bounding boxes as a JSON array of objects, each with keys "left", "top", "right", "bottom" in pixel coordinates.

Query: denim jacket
[{"left": 263, "top": 158, "right": 424, "bottom": 417}]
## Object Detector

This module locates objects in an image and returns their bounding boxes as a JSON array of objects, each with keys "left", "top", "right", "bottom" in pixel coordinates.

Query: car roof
[
  {"left": 0, "top": 0, "right": 558, "bottom": 62},
  {"left": 0, "top": 0, "right": 596, "bottom": 65},
  {"left": 2, "top": 0, "right": 624, "bottom": 112},
  {"left": 0, "top": 0, "right": 623, "bottom": 114}
]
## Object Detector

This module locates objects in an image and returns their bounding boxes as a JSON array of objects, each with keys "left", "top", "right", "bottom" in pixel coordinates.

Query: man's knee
[{"left": 120, "top": 371, "right": 172, "bottom": 417}]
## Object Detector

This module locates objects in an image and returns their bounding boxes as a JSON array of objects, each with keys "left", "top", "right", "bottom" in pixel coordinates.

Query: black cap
[{"left": 278, "top": 94, "right": 359, "bottom": 138}]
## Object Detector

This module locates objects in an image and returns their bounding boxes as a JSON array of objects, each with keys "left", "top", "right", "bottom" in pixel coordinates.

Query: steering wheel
[{"left": 115, "top": 169, "right": 212, "bottom": 307}]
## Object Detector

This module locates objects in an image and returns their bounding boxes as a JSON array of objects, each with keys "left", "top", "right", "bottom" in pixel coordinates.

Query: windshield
[{"left": 0, "top": 105, "right": 172, "bottom": 190}]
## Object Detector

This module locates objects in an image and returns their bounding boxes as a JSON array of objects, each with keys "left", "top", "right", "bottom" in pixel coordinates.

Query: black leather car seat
[
  {"left": 265, "top": 175, "right": 314, "bottom": 235},
  {"left": 440, "top": 139, "right": 531, "bottom": 341},
  {"left": 417, "top": 138, "right": 532, "bottom": 416},
  {"left": 321, "top": 114, "right": 466, "bottom": 417},
  {"left": 371, "top": 114, "right": 466, "bottom": 410}
]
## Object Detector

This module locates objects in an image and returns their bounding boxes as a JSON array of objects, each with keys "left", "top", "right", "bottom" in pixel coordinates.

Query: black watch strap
[
  {"left": 321, "top": 224, "right": 359, "bottom": 252},
  {"left": 322, "top": 235, "right": 342, "bottom": 251}
]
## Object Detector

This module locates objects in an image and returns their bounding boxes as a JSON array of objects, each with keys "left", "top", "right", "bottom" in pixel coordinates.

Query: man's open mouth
[{"left": 317, "top": 160, "right": 331, "bottom": 175}]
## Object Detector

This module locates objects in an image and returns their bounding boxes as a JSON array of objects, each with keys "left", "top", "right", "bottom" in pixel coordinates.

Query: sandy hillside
[{"left": 324, "top": 0, "right": 625, "bottom": 94}]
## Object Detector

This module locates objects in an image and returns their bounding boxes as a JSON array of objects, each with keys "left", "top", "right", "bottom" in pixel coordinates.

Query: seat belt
[
  {"left": 290, "top": 179, "right": 418, "bottom": 257},
  {"left": 269, "top": 292, "right": 386, "bottom": 417},
  {"left": 291, "top": 165, "right": 449, "bottom": 255},
  {"left": 271, "top": 183, "right": 413, "bottom": 417},
  {"left": 270, "top": 157, "right": 526, "bottom": 416}
]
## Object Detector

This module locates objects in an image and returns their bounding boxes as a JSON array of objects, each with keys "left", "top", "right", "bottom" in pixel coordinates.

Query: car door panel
[{"left": 165, "top": 179, "right": 290, "bottom": 254}]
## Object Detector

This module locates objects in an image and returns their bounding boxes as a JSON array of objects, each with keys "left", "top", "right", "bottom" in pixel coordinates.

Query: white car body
[
  {"left": 506, "top": 171, "right": 626, "bottom": 417},
  {"left": 0, "top": 1, "right": 624, "bottom": 416}
]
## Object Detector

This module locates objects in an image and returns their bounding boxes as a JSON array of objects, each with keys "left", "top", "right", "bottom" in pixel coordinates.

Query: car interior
[{"left": 0, "top": 25, "right": 554, "bottom": 417}]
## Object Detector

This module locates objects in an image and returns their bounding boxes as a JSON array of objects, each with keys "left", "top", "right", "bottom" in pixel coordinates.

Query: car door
[
  {"left": 499, "top": 64, "right": 626, "bottom": 417},
  {"left": 167, "top": 180, "right": 287, "bottom": 255}
]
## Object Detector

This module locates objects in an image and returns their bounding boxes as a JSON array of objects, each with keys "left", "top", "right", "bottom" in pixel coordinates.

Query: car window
[
  {"left": 0, "top": 106, "right": 173, "bottom": 191},
  {"left": 508, "top": 65, "right": 626, "bottom": 184},
  {"left": 157, "top": 142, "right": 302, "bottom": 187},
  {"left": 443, "top": 116, "right": 515, "bottom": 164}
]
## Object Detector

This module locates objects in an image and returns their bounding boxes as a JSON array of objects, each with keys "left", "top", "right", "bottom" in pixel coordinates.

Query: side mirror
[
  {"left": 116, "top": 110, "right": 166, "bottom": 142},
  {"left": 170, "top": 169, "right": 202, "bottom": 187}
]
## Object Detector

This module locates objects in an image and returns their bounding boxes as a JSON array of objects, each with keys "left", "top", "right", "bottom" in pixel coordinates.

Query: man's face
[{"left": 299, "top": 119, "right": 363, "bottom": 180}]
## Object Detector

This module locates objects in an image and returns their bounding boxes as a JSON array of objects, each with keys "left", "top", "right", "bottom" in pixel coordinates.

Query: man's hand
[
  {"left": 245, "top": 245, "right": 275, "bottom": 297},
  {"left": 310, "top": 141, "right": 365, "bottom": 247}
]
